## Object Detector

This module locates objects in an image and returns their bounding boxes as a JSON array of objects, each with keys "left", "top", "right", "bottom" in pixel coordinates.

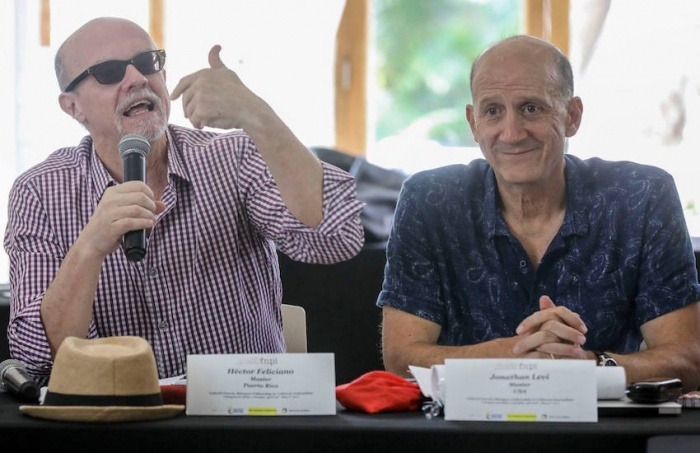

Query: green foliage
[
  {"left": 373, "top": 0, "right": 521, "bottom": 146},
  {"left": 686, "top": 200, "right": 697, "bottom": 215}
]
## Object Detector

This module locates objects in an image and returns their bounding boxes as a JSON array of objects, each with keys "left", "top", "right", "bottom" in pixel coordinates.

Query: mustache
[{"left": 116, "top": 88, "right": 164, "bottom": 115}]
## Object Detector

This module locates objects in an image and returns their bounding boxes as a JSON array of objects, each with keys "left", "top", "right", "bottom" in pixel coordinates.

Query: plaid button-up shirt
[{"left": 5, "top": 124, "right": 365, "bottom": 383}]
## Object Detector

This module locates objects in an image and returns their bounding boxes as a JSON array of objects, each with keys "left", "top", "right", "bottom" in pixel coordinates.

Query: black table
[{"left": 2, "top": 393, "right": 700, "bottom": 452}]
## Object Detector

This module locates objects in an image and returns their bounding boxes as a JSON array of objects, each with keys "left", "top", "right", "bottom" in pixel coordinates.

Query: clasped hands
[{"left": 512, "top": 295, "right": 589, "bottom": 360}]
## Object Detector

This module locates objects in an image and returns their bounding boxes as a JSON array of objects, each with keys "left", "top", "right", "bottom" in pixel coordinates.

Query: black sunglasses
[{"left": 64, "top": 49, "right": 166, "bottom": 92}]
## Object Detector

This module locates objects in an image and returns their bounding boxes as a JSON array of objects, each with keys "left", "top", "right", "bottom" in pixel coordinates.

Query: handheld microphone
[
  {"left": 118, "top": 134, "right": 151, "bottom": 262},
  {"left": 0, "top": 359, "right": 40, "bottom": 402}
]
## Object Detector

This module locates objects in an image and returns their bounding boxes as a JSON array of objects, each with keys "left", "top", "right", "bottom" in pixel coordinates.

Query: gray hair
[{"left": 54, "top": 49, "right": 68, "bottom": 91}]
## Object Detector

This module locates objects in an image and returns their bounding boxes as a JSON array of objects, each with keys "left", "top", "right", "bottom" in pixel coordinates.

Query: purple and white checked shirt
[{"left": 4, "top": 124, "right": 365, "bottom": 383}]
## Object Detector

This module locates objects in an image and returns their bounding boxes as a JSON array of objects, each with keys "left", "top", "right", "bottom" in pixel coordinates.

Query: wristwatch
[{"left": 593, "top": 351, "right": 618, "bottom": 367}]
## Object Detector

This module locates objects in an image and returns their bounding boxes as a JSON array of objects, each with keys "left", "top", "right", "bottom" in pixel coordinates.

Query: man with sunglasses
[{"left": 4, "top": 17, "right": 365, "bottom": 384}]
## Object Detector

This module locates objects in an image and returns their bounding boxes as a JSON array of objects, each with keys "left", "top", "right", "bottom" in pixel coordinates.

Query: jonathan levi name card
[
  {"left": 186, "top": 353, "right": 336, "bottom": 416},
  {"left": 444, "top": 359, "right": 597, "bottom": 422}
]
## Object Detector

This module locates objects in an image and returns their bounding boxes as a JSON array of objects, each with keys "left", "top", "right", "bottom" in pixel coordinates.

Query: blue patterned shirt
[{"left": 377, "top": 154, "right": 700, "bottom": 353}]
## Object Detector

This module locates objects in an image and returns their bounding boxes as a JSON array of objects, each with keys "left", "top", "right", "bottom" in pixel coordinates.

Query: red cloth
[
  {"left": 160, "top": 385, "right": 187, "bottom": 405},
  {"left": 335, "top": 370, "right": 423, "bottom": 414}
]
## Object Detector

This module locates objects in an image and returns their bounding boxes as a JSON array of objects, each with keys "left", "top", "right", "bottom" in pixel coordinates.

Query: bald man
[
  {"left": 378, "top": 35, "right": 700, "bottom": 391},
  {"left": 4, "top": 17, "right": 364, "bottom": 384}
]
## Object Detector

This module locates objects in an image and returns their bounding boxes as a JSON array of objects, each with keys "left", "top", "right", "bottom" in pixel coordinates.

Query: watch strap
[{"left": 593, "top": 350, "right": 618, "bottom": 367}]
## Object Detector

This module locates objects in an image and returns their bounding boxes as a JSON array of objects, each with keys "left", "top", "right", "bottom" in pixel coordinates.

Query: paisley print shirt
[{"left": 377, "top": 154, "right": 700, "bottom": 353}]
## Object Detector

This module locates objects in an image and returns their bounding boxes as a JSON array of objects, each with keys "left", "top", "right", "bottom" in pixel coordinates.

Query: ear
[
  {"left": 565, "top": 96, "right": 583, "bottom": 137},
  {"left": 466, "top": 104, "right": 478, "bottom": 142},
  {"left": 58, "top": 92, "right": 86, "bottom": 123}
]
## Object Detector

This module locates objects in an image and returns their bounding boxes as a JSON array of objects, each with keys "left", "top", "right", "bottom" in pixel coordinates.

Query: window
[
  {"left": 367, "top": 0, "right": 522, "bottom": 173},
  {"left": 366, "top": 0, "right": 700, "bottom": 238}
]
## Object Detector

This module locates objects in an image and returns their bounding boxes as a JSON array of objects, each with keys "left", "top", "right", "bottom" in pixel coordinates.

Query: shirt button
[
  {"left": 158, "top": 320, "right": 169, "bottom": 330},
  {"left": 148, "top": 267, "right": 158, "bottom": 277}
]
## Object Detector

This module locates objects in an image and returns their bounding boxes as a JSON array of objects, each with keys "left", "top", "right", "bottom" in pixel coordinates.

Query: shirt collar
[
  {"left": 164, "top": 125, "right": 191, "bottom": 183},
  {"left": 560, "top": 154, "right": 589, "bottom": 237},
  {"left": 88, "top": 126, "right": 192, "bottom": 201},
  {"left": 89, "top": 137, "right": 117, "bottom": 200},
  {"left": 483, "top": 168, "right": 505, "bottom": 238}
]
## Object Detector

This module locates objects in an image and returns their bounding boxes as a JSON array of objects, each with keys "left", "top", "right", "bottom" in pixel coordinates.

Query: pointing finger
[{"left": 170, "top": 73, "right": 194, "bottom": 100}]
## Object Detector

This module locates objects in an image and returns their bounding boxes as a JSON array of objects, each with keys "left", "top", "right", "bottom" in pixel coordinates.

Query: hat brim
[{"left": 19, "top": 404, "right": 185, "bottom": 423}]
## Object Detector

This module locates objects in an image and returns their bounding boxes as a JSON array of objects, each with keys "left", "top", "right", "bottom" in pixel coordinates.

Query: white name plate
[
  {"left": 186, "top": 353, "right": 336, "bottom": 416},
  {"left": 444, "top": 359, "right": 597, "bottom": 422}
]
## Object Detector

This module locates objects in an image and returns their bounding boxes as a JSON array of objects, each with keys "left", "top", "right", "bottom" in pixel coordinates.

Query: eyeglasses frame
[{"left": 63, "top": 49, "right": 166, "bottom": 93}]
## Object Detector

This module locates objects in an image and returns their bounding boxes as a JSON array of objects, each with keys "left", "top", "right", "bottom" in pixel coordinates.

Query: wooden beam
[
  {"left": 40, "top": 0, "right": 50, "bottom": 46},
  {"left": 524, "top": 0, "right": 544, "bottom": 38},
  {"left": 149, "top": 0, "right": 165, "bottom": 49},
  {"left": 333, "top": 0, "right": 568, "bottom": 156},
  {"left": 549, "top": 0, "right": 570, "bottom": 55},
  {"left": 335, "top": 0, "right": 367, "bottom": 156},
  {"left": 524, "top": 0, "right": 569, "bottom": 55}
]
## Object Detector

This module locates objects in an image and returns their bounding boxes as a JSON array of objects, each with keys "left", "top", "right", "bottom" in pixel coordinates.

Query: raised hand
[{"left": 170, "top": 45, "right": 269, "bottom": 130}]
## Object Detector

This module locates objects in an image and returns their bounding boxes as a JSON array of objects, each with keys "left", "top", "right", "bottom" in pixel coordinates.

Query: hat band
[{"left": 43, "top": 391, "right": 164, "bottom": 407}]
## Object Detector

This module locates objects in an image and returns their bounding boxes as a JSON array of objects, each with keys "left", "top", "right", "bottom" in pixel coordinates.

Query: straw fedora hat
[{"left": 20, "top": 336, "right": 184, "bottom": 423}]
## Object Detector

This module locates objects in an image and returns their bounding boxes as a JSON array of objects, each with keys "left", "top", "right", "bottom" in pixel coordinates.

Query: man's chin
[
  {"left": 117, "top": 118, "right": 168, "bottom": 142},
  {"left": 140, "top": 127, "right": 167, "bottom": 142}
]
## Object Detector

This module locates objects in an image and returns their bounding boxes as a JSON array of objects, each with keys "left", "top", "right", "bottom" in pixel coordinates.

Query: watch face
[{"left": 599, "top": 353, "right": 618, "bottom": 366}]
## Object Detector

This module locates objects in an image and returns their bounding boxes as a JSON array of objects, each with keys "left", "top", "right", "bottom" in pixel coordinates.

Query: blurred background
[{"left": 2, "top": 0, "right": 700, "bottom": 283}]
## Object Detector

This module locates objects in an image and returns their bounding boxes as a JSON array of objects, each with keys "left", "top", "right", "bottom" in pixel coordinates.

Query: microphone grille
[
  {"left": 118, "top": 134, "right": 151, "bottom": 158},
  {"left": 0, "top": 359, "right": 26, "bottom": 388}
]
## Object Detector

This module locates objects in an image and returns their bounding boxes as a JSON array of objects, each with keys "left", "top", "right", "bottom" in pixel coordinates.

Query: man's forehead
[
  {"left": 474, "top": 65, "right": 553, "bottom": 97},
  {"left": 477, "top": 42, "right": 552, "bottom": 76},
  {"left": 472, "top": 46, "right": 558, "bottom": 99},
  {"left": 474, "top": 88, "right": 553, "bottom": 109},
  {"left": 62, "top": 19, "right": 152, "bottom": 64}
]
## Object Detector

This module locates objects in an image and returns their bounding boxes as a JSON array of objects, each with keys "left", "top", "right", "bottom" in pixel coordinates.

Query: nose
[
  {"left": 499, "top": 110, "right": 527, "bottom": 144},
  {"left": 121, "top": 63, "right": 148, "bottom": 91}
]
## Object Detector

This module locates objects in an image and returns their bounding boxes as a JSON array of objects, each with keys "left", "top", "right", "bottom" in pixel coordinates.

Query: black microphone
[
  {"left": 118, "top": 134, "right": 151, "bottom": 262},
  {"left": 0, "top": 359, "right": 40, "bottom": 402}
]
